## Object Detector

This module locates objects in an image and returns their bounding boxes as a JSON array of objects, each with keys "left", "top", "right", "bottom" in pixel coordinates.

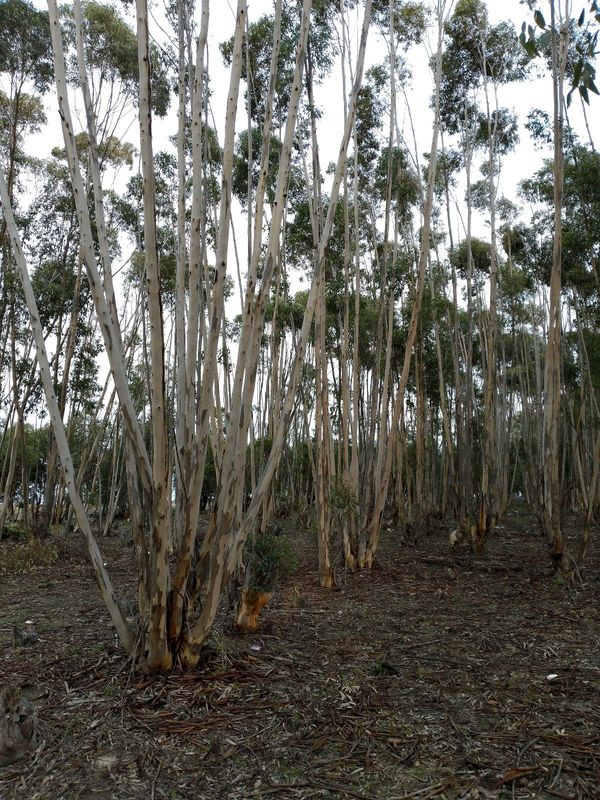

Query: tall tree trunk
[
  {"left": 478, "top": 65, "right": 499, "bottom": 548},
  {"left": 135, "top": 0, "right": 171, "bottom": 670},
  {"left": 48, "top": 0, "right": 153, "bottom": 502},
  {"left": 542, "top": 0, "right": 569, "bottom": 575}
]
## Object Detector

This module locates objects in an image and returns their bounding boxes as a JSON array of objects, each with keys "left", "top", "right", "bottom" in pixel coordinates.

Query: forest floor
[{"left": 1, "top": 503, "right": 599, "bottom": 800}]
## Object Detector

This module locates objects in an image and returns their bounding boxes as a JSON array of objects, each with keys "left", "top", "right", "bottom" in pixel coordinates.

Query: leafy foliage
[
  {"left": 451, "top": 237, "right": 492, "bottom": 279},
  {"left": 61, "top": 1, "right": 172, "bottom": 117},
  {"left": 520, "top": 2, "right": 600, "bottom": 106},
  {"left": 221, "top": 3, "right": 339, "bottom": 128},
  {"left": 519, "top": 142, "right": 600, "bottom": 293},
  {"left": 0, "top": 0, "right": 53, "bottom": 93},
  {"left": 441, "top": 0, "right": 528, "bottom": 134},
  {"left": 247, "top": 532, "right": 298, "bottom": 593}
]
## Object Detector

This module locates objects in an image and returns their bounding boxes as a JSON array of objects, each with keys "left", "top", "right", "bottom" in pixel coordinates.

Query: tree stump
[{"left": 236, "top": 589, "right": 272, "bottom": 631}]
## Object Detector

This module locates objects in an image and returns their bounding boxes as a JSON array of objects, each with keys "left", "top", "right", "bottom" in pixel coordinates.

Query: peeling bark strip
[{"left": 0, "top": 171, "right": 133, "bottom": 652}]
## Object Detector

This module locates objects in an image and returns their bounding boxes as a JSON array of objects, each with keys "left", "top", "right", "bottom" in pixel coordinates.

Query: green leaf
[
  {"left": 534, "top": 10, "right": 546, "bottom": 28},
  {"left": 525, "top": 41, "right": 538, "bottom": 57},
  {"left": 587, "top": 78, "right": 600, "bottom": 95},
  {"left": 578, "top": 8, "right": 585, "bottom": 25},
  {"left": 580, "top": 85, "right": 590, "bottom": 104},
  {"left": 582, "top": 61, "right": 594, "bottom": 77}
]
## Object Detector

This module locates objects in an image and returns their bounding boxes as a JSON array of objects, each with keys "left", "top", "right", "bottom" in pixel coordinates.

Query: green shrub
[
  {"left": 0, "top": 521, "right": 27, "bottom": 541},
  {"left": 247, "top": 532, "right": 298, "bottom": 593}
]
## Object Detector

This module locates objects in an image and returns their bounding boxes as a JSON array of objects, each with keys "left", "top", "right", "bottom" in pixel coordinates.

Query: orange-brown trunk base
[{"left": 236, "top": 589, "right": 273, "bottom": 631}]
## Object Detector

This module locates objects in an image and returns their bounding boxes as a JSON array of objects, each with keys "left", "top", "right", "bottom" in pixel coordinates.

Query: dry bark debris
[{"left": 0, "top": 508, "right": 599, "bottom": 799}]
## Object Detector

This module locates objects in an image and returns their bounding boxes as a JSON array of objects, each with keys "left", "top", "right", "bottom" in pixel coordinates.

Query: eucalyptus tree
[
  {"left": 439, "top": 0, "right": 528, "bottom": 549},
  {"left": 439, "top": 1, "right": 484, "bottom": 545},
  {"left": 0, "top": 0, "right": 54, "bottom": 531},
  {"left": 544, "top": 0, "right": 571, "bottom": 573},
  {"left": 222, "top": 0, "right": 368, "bottom": 587},
  {"left": 355, "top": 0, "right": 448, "bottom": 568},
  {"left": 518, "top": 2, "right": 588, "bottom": 574},
  {"left": 305, "top": 1, "right": 427, "bottom": 572},
  {"left": 25, "top": 147, "right": 118, "bottom": 532},
  {"left": 0, "top": 0, "right": 374, "bottom": 669},
  {"left": 359, "top": 3, "right": 426, "bottom": 545},
  {"left": 292, "top": 0, "right": 362, "bottom": 586},
  {"left": 518, "top": 135, "right": 600, "bottom": 565}
]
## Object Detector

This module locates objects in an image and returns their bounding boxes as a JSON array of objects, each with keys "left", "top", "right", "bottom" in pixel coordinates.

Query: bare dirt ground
[{"left": 1, "top": 504, "right": 599, "bottom": 800}]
